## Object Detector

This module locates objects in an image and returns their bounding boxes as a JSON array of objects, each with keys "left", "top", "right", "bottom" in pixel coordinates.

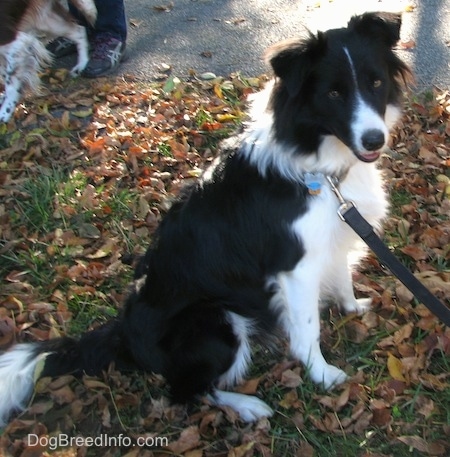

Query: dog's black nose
[{"left": 361, "top": 129, "right": 385, "bottom": 151}]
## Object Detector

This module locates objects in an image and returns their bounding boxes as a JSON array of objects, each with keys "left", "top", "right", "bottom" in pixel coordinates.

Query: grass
[
  {"left": 67, "top": 293, "right": 119, "bottom": 335},
  {"left": 263, "top": 376, "right": 444, "bottom": 456},
  {"left": 1, "top": 243, "right": 56, "bottom": 287},
  {"left": 241, "top": 309, "right": 450, "bottom": 456},
  {"left": 389, "top": 187, "right": 413, "bottom": 218},
  {"left": 15, "top": 171, "right": 62, "bottom": 233},
  {"left": 158, "top": 142, "right": 173, "bottom": 158},
  {"left": 2, "top": 167, "right": 138, "bottom": 335}
]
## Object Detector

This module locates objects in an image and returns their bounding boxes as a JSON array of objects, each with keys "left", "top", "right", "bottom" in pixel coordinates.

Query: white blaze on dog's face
[
  {"left": 265, "top": 13, "right": 409, "bottom": 169},
  {"left": 343, "top": 47, "right": 390, "bottom": 163}
]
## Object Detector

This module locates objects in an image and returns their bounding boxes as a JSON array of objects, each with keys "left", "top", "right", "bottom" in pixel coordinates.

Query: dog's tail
[
  {"left": 0, "top": 319, "right": 135, "bottom": 426},
  {"left": 70, "top": 0, "right": 97, "bottom": 26}
]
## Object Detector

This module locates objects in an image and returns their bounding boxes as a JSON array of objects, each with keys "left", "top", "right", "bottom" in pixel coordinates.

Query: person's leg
[
  {"left": 82, "top": 0, "right": 127, "bottom": 77},
  {"left": 92, "top": 0, "right": 127, "bottom": 42}
]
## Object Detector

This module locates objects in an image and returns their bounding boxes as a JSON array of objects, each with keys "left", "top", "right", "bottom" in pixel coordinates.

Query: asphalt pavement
[{"left": 119, "top": 0, "right": 450, "bottom": 90}]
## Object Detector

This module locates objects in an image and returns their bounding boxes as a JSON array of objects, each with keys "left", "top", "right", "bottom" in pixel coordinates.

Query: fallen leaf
[
  {"left": 400, "top": 244, "right": 429, "bottom": 261},
  {"left": 280, "top": 368, "right": 302, "bottom": 388},
  {"left": 72, "top": 109, "right": 93, "bottom": 118},
  {"left": 345, "top": 320, "right": 369, "bottom": 343},
  {"left": 0, "top": 316, "right": 15, "bottom": 346},
  {"left": 416, "top": 271, "right": 450, "bottom": 296},
  {"left": 279, "top": 389, "right": 300, "bottom": 409},
  {"left": 416, "top": 396, "right": 435, "bottom": 418},
  {"left": 168, "top": 426, "right": 201, "bottom": 454},
  {"left": 83, "top": 377, "right": 109, "bottom": 389},
  {"left": 236, "top": 377, "right": 261, "bottom": 394},
  {"left": 228, "top": 441, "right": 255, "bottom": 457},
  {"left": 296, "top": 441, "right": 314, "bottom": 457},
  {"left": 185, "top": 450, "right": 204, "bottom": 457},
  {"left": 50, "top": 385, "right": 76, "bottom": 405},
  {"left": 393, "top": 322, "right": 414, "bottom": 345},
  {"left": 397, "top": 435, "right": 446, "bottom": 455},
  {"left": 85, "top": 239, "right": 117, "bottom": 259},
  {"left": 387, "top": 353, "right": 406, "bottom": 382},
  {"left": 153, "top": 2, "right": 174, "bottom": 12}
]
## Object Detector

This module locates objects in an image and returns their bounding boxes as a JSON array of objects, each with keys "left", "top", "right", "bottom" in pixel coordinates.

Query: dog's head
[{"left": 266, "top": 12, "right": 412, "bottom": 163}]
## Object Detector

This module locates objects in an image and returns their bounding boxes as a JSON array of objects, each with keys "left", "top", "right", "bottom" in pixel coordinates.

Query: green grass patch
[
  {"left": 67, "top": 294, "right": 119, "bottom": 335},
  {"left": 389, "top": 187, "right": 413, "bottom": 217}
]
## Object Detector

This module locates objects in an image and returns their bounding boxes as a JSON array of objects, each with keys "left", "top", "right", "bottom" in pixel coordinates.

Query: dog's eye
[
  {"left": 373, "top": 79, "right": 382, "bottom": 88},
  {"left": 328, "top": 90, "right": 340, "bottom": 99}
]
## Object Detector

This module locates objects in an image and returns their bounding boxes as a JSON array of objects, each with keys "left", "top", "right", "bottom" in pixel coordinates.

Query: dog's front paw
[
  {"left": 70, "top": 64, "right": 85, "bottom": 76},
  {"left": 311, "top": 364, "right": 348, "bottom": 390},
  {"left": 70, "top": 58, "right": 89, "bottom": 76},
  {"left": 342, "top": 297, "right": 372, "bottom": 315}
]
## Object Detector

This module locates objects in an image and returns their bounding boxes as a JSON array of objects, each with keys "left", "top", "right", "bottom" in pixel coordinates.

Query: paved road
[{"left": 119, "top": 0, "right": 450, "bottom": 90}]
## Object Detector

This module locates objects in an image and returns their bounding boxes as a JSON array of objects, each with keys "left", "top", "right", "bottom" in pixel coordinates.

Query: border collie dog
[
  {"left": 0, "top": 12, "right": 410, "bottom": 424},
  {"left": 0, "top": 0, "right": 96, "bottom": 122}
]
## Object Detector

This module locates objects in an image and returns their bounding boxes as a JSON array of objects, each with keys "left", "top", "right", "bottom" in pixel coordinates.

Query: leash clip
[{"left": 326, "top": 175, "right": 356, "bottom": 221}]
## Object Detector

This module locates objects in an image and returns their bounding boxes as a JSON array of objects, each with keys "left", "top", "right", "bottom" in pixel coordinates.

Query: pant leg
[
  {"left": 69, "top": 0, "right": 127, "bottom": 42},
  {"left": 93, "top": 0, "right": 127, "bottom": 42}
]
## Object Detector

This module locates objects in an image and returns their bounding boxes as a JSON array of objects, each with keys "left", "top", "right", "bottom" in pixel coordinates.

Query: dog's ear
[
  {"left": 348, "top": 12, "right": 402, "bottom": 47},
  {"left": 265, "top": 33, "right": 326, "bottom": 98}
]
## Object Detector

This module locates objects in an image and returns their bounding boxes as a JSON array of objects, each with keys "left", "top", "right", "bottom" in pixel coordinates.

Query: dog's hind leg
[
  {"left": 157, "top": 306, "right": 273, "bottom": 422},
  {"left": 205, "top": 312, "right": 273, "bottom": 422},
  {"left": 338, "top": 275, "right": 372, "bottom": 315},
  {"left": 145, "top": 304, "right": 241, "bottom": 402}
]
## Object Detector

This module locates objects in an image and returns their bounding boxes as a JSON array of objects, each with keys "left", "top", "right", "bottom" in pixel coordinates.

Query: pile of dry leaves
[{"left": 0, "top": 69, "right": 449, "bottom": 457}]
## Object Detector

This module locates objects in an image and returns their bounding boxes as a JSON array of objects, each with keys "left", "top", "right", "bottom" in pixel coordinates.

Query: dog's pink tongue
[{"left": 360, "top": 150, "right": 380, "bottom": 162}]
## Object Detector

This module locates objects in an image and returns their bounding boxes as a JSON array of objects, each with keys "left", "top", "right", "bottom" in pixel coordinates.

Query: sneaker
[
  {"left": 82, "top": 34, "right": 126, "bottom": 78},
  {"left": 46, "top": 37, "right": 77, "bottom": 58}
]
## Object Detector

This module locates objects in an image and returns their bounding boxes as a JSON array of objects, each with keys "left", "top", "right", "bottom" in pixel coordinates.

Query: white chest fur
[{"left": 291, "top": 161, "right": 388, "bottom": 295}]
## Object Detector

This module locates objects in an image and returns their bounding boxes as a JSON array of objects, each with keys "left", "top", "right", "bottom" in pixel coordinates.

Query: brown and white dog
[{"left": 0, "top": 0, "right": 97, "bottom": 122}]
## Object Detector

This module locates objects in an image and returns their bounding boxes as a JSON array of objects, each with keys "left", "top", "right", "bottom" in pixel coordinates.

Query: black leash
[{"left": 327, "top": 176, "right": 450, "bottom": 327}]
